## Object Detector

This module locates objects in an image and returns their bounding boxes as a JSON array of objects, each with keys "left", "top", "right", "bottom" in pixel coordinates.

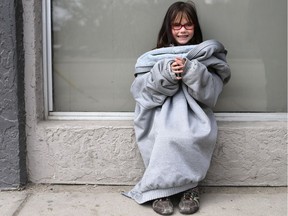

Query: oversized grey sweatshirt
[{"left": 124, "top": 40, "right": 231, "bottom": 204}]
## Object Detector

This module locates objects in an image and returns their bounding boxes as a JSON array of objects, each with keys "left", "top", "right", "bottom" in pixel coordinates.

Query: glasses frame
[{"left": 171, "top": 23, "right": 194, "bottom": 30}]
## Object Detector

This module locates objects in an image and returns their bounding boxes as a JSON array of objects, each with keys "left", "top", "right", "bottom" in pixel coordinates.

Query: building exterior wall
[
  {"left": 21, "top": 0, "right": 287, "bottom": 187},
  {"left": 0, "top": 0, "right": 27, "bottom": 189}
]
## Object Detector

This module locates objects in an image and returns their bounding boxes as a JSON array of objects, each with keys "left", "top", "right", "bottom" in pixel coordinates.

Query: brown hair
[{"left": 156, "top": 1, "right": 203, "bottom": 48}]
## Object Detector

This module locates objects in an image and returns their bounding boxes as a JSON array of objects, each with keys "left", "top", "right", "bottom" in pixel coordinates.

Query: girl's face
[{"left": 171, "top": 15, "right": 194, "bottom": 45}]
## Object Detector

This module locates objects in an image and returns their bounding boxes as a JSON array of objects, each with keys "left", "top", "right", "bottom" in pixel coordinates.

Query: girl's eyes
[{"left": 172, "top": 23, "right": 194, "bottom": 30}]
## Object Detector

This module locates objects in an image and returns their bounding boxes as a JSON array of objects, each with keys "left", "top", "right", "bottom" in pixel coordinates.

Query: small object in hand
[{"left": 175, "top": 73, "right": 181, "bottom": 77}]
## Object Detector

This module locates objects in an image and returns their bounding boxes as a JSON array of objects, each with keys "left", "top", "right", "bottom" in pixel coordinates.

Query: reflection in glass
[{"left": 52, "top": 0, "right": 287, "bottom": 112}]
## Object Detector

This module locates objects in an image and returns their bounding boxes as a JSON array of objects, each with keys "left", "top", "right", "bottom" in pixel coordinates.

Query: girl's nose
[{"left": 179, "top": 26, "right": 186, "bottom": 31}]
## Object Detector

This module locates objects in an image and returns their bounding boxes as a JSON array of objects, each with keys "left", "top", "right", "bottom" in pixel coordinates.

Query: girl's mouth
[{"left": 178, "top": 35, "right": 188, "bottom": 38}]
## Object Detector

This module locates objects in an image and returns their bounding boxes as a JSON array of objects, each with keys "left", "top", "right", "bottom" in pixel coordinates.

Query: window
[{"left": 44, "top": 0, "right": 287, "bottom": 118}]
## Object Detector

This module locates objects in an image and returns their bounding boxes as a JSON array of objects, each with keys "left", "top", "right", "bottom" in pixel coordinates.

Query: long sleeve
[
  {"left": 131, "top": 58, "right": 179, "bottom": 109},
  {"left": 182, "top": 59, "right": 224, "bottom": 108}
]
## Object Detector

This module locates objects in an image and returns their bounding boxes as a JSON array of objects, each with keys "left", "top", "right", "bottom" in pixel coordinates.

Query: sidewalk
[{"left": 1, "top": 184, "right": 287, "bottom": 216}]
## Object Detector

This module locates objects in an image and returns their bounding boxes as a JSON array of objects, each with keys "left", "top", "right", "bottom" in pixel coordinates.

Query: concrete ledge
[
  {"left": 26, "top": 120, "right": 287, "bottom": 186},
  {"left": 203, "top": 121, "right": 287, "bottom": 186}
]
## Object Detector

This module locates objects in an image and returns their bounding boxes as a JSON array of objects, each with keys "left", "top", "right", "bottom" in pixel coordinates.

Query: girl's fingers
[
  {"left": 172, "top": 61, "right": 184, "bottom": 70},
  {"left": 175, "top": 57, "right": 185, "bottom": 65},
  {"left": 175, "top": 74, "right": 182, "bottom": 80},
  {"left": 171, "top": 59, "right": 184, "bottom": 80},
  {"left": 173, "top": 65, "right": 183, "bottom": 71}
]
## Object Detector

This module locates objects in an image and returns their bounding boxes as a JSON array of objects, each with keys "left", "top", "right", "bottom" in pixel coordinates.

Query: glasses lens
[
  {"left": 184, "top": 23, "right": 194, "bottom": 30},
  {"left": 172, "top": 24, "right": 182, "bottom": 30}
]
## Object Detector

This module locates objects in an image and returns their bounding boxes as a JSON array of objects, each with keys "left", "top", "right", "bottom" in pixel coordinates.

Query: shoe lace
[
  {"left": 159, "top": 197, "right": 170, "bottom": 201},
  {"left": 183, "top": 189, "right": 200, "bottom": 206},
  {"left": 155, "top": 197, "right": 171, "bottom": 203}
]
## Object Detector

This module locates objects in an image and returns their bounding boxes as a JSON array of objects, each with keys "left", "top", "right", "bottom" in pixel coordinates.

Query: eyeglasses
[{"left": 171, "top": 23, "right": 194, "bottom": 30}]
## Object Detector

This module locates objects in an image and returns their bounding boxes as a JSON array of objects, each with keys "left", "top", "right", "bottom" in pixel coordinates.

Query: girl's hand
[{"left": 171, "top": 57, "right": 186, "bottom": 80}]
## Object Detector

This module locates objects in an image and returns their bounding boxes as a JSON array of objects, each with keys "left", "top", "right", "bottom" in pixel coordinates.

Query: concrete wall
[
  {"left": 0, "top": 0, "right": 27, "bottom": 189},
  {"left": 24, "top": 1, "right": 287, "bottom": 186},
  {"left": 26, "top": 121, "right": 287, "bottom": 186}
]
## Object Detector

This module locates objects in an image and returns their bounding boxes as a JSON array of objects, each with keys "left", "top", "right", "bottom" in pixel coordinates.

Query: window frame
[{"left": 42, "top": 0, "right": 287, "bottom": 122}]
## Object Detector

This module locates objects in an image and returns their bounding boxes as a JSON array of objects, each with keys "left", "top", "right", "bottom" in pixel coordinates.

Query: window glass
[{"left": 52, "top": 0, "right": 287, "bottom": 112}]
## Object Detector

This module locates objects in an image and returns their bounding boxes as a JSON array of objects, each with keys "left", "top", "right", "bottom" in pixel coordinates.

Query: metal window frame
[
  {"left": 47, "top": 112, "right": 287, "bottom": 121},
  {"left": 42, "top": 0, "right": 287, "bottom": 122},
  {"left": 42, "top": 0, "right": 53, "bottom": 118}
]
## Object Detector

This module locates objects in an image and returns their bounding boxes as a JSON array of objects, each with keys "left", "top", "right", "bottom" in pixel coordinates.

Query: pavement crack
[{"left": 12, "top": 193, "right": 32, "bottom": 216}]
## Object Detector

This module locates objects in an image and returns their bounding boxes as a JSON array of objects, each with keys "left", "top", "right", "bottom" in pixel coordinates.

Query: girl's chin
[{"left": 176, "top": 40, "right": 190, "bottom": 45}]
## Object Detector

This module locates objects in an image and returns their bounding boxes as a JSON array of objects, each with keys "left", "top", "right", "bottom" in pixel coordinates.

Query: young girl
[{"left": 124, "top": 1, "right": 231, "bottom": 215}]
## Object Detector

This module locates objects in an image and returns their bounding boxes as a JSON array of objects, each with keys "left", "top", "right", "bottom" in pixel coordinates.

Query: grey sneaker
[
  {"left": 178, "top": 187, "right": 200, "bottom": 214},
  {"left": 152, "top": 197, "right": 174, "bottom": 215}
]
